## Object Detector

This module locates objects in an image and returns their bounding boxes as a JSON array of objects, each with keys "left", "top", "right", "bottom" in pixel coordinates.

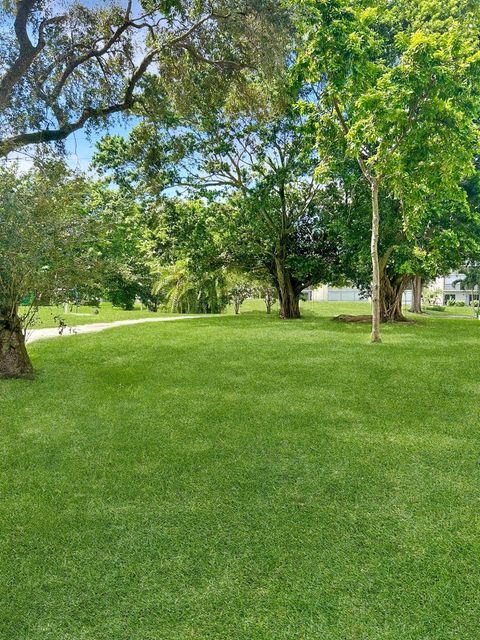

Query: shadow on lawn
[{"left": 200, "top": 308, "right": 477, "bottom": 350}]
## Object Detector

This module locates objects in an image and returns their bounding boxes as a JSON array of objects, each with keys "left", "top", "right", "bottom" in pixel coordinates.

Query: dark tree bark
[
  {"left": 409, "top": 275, "right": 423, "bottom": 314},
  {"left": 274, "top": 252, "right": 301, "bottom": 319},
  {"left": 379, "top": 272, "right": 410, "bottom": 323},
  {"left": 0, "top": 307, "right": 33, "bottom": 379},
  {"left": 277, "top": 286, "right": 300, "bottom": 319}
]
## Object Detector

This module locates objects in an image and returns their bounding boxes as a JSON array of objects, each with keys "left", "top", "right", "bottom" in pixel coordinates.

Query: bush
[
  {"left": 455, "top": 300, "right": 466, "bottom": 307},
  {"left": 425, "top": 305, "right": 445, "bottom": 312},
  {"left": 447, "top": 299, "right": 456, "bottom": 306},
  {"left": 471, "top": 300, "right": 479, "bottom": 307}
]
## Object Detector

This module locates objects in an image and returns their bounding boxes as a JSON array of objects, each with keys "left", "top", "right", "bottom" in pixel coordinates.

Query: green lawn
[
  {"left": 25, "top": 299, "right": 479, "bottom": 331},
  {"left": 2, "top": 304, "right": 480, "bottom": 639},
  {"left": 425, "top": 305, "right": 478, "bottom": 317},
  {"left": 25, "top": 302, "right": 178, "bottom": 329}
]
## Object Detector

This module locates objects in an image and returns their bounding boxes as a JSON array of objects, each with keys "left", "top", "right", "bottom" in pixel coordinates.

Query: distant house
[
  {"left": 303, "top": 284, "right": 412, "bottom": 305},
  {"left": 434, "top": 273, "right": 478, "bottom": 305},
  {"left": 304, "top": 271, "right": 476, "bottom": 306}
]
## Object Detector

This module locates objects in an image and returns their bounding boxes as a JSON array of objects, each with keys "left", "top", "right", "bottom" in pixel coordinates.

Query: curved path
[{"left": 26, "top": 315, "right": 203, "bottom": 344}]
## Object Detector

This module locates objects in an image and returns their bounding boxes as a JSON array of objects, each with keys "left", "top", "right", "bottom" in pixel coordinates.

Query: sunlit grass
[{"left": 2, "top": 303, "right": 479, "bottom": 639}]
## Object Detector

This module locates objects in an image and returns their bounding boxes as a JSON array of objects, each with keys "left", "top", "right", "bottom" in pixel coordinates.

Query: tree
[
  {"left": 130, "top": 198, "right": 229, "bottom": 315},
  {"left": 254, "top": 281, "right": 278, "bottom": 314},
  {"left": 154, "top": 260, "right": 227, "bottom": 314},
  {"left": 225, "top": 272, "right": 253, "bottom": 314},
  {"left": 96, "top": 111, "right": 340, "bottom": 318},
  {"left": 295, "top": 0, "right": 480, "bottom": 341},
  {"left": 409, "top": 276, "right": 424, "bottom": 315},
  {"left": 88, "top": 183, "right": 161, "bottom": 310},
  {"left": 423, "top": 287, "right": 443, "bottom": 308},
  {"left": 0, "top": 0, "right": 288, "bottom": 157},
  {"left": 322, "top": 159, "right": 480, "bottom": 321},
  {"left": 0, "top": 162, "right": 97, "bottom": 378}
]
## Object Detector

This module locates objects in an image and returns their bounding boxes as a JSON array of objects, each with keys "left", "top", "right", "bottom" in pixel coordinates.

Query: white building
[
  {"left": 304, "top": 272, "right": 474, "bottom": 306},
  {"left": 304, "top": 284, "right": 412, "bottom": 305},
  {"left": 434, "top": 272, "right": 477, "bottom": 305}
]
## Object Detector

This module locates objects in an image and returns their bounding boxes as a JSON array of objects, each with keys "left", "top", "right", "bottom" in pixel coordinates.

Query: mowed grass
[
  {"left": 26, "top": 298, "right": 278, "bottom": 329},
  {"left": 25, "top": 302, "right": 178, "bottom": 329},
  {"left": 24, "top": 298, "right": 479, "bottom": 331},
  {"left": 1, "top": 304, "right": 480, "bottom": 639}
]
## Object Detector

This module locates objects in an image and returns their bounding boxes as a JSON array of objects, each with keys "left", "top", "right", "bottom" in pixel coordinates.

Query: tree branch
[
  {"left": 0, "top": 50, "right": 156, "bottom": 157},
  {"left": 332, "top": 95, "right": 373, "bottom": 183},
  {"left": 0, "top": 2, "right": 66, "bottom": 110}
]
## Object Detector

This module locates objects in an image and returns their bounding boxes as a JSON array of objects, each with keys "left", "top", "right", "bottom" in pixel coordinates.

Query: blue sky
[
  {"left": 63, "top": 117, "right": 135, "bottom": 172},
  {"left": 8, "top": 117, "right": 135, "bottom": 174}
]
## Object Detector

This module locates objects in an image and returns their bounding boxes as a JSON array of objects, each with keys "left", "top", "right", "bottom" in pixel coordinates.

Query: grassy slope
[{"left": 1, "top": 304, "right": 479, "bottom": 639}]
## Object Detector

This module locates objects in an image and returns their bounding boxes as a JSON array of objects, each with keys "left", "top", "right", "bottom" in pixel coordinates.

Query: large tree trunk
[
  {"left": 370, "top": 181, "right": 382, "bottom": 341},
  {"left": 278, "top": 287, "right": 300, "bottom": 319},
  {"left": 409, "top": 275, "right": 423, "bottom": 314},
  {"left": 379, "top": 272, "right": 409, "bottom": 322},
  {"left": 274, "top": 255, "right": 301, "bottom": 319},
  {"left": 0, "top": 307, "right": 33, "bottom": 379}
]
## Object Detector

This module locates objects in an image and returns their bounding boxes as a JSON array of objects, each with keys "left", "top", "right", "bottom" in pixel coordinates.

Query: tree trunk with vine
[
  {"left": 379, "top": 270, "right": 410, "bottom": 322},
  {"left": 274, "top": 239, "right": 301, "bottom": 319}
]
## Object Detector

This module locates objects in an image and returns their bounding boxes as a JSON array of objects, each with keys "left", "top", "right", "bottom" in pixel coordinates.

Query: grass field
[
  {"left": 24, "top": 302, "right": 177, "bottom": 329},
  {"left": 26, "top": 299, "right": 479, "bottom": 330},
  {"left": 2, "top": 303, "right": 480, "bottom": 639}
]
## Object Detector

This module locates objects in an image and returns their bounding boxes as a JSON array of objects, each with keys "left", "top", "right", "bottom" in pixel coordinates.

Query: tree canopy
[
  {"left": 294, "top": 0, "right": 480, "bottom": 339},
  {"left": 0, "top": 0, "right": 289, "bottom": 157},
  {"left": 0, "top": 161, "right": 97, "bottom": 377},
  {"left": 2, "top": 0, "right": 480, "bottom": 380}
]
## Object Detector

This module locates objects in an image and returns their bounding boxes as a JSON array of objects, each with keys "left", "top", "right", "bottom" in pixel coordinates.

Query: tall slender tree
[{"left": 294, "top": 0, "right": 480, "bottom": 341}]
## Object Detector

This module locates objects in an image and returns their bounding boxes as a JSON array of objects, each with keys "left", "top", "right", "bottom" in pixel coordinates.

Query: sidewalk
[{"left": 26, "top": 315, "right": 203, "bottom": 343}]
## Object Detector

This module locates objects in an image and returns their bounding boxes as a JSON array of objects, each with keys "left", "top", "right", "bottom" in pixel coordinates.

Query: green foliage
[
  {"left": 295, "top": 0, "right": 480, "bottom": 208},
  {"left": 0, "top": 1, "right": 290, "bottom": 156},
  {"left": 86, "top": 182, "right": 161, "bottom": 311},
  {"left": 0, "top": 161, "right": 99, "bottom": 328},
  {"left": 225, "top": 272, "right": 253, "bottom": 314},
  {"left": 454, "top": 264, "right": 480, "bottom": 295},
  {"left": 253, "top": 280, "right": 278, "bottom": 314},
  {"left": 294, "top": 0, "right": 480, "bottom": 331},
  {"left": 95, "top": 110, "right": 342, "bottom": 314},
  {"left": 423, "top": 288, "right": 443, "bottom": 306},
  {"left": 154, "top": 260, "right": 227, "bottom": 314}
]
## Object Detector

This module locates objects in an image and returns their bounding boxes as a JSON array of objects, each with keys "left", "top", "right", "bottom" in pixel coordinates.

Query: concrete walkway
[{"left": 26, "top": 315, "right": 203, "bottom": 344}]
